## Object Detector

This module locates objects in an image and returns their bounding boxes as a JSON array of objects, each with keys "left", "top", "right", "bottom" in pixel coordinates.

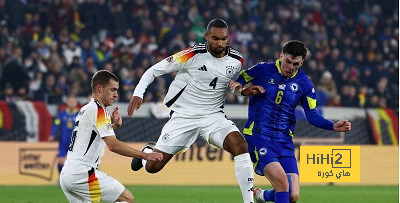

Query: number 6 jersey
[
  {"left": 63, "top": 98, "right": 115, "bottom": 173},
  {"left": 133, "top": 43, "right": 244, "bottom": 116}
]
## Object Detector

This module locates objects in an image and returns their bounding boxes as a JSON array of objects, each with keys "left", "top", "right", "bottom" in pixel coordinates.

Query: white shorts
[
  {"left": 155, "top": 111, "right": 240, "bottom": 155},
  {"left": 60, "top": 168, "right": 125, "bottom": 203}
]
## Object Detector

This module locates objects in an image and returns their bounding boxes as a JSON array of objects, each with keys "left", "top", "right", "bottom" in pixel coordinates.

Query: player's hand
[
  {"left": 241, "top": 85, "right": 265, "bottom": 96},
  {"left": 112, "top": 107, "right": 122, "bottom": 129},
  {"left": 48, "top": 136, "right": 55, "bottom": 142},
  {"left": 229, "top": 81, "right": 243, "bottom": 93},
  {"left": 333, "top": 119, "right": 351, "bottom": 132},
  {"left": 127, "top": 96, "right": 143, "bottom": 117},
  {"left": 144, "top": 152, "right": 163, "bottom": 162}
]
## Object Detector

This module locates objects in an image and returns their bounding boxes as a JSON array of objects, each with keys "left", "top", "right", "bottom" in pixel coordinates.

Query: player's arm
[
  {"left": 49, "top": 112, "right": 62, "bottom": 141},
  {"left": 231, "top": 63, "right": 264, "bottom": 96},
  {"left": 103, "top": 136, "right": 163, "bottom": 161},
  {"left": 127, "top": 50, "right": 188, "bottom": 116}
]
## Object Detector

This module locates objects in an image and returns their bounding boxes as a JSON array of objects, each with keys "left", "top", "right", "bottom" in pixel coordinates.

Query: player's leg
[
  {"left": 115, "top": 188, "right": 134, "bottom": 203},
  {"left": 143, "top": 149, "right": 174, "bottom": 173},
  {"left": 287, "top": 173, "right": 299, "bottom": 203},
  {"left": 263, "top": 162, "right": 290, "bottom": 203},
  {"left": 204, "top": 113, "right": 254, "bottom": 203},
  {"left": 132, "top": 112, "right": 200, "bottom": 173},
  {"left": 223, "top": 131, "right": 255, "bottom": 203}
]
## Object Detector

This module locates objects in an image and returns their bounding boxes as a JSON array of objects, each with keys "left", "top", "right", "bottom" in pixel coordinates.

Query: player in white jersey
[
  {"left": 128, "top": 19, "right": 263, "bottom": 203},
  {"left": 60, "top": 70, "right": 163, "bottom": 203}
]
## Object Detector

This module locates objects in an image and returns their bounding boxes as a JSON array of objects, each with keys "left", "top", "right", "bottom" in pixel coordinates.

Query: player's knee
[
  {"left": 127, "top": 193, "right": 134, "bottom": 203},
  {"left": 290, "top": 192, "right": 299, "bottom": 203},
  {"left": 229, "top": 138, "right": 248, "bottom": 156},
  {"left": 145, "top": 162, "right": 162, "bottom": 174},
  {"left": 119, "top": 189, "right": 134, "bottom": 203}
]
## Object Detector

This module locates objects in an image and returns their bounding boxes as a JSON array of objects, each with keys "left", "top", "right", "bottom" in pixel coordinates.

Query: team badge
[
  {"left": 226, "top": 65, "right": 235, "bottom": 78},
  {"left": 290, "top": 83, "right": 298, "bottom": 92},
  {"left": 269, "top": 79, "right": 275, "bottom": 84},
  {"left": 278, "top": 83, "right": 286, "bottom": 90},
  {"left": 106, "top": 123, "right": 113, "bottom": 130},
  {"left": 162, "top": 133, "right": 169, "bottom": 141},
  {"left": 259, "top": 148, "right": 267, "bottom": 156}
]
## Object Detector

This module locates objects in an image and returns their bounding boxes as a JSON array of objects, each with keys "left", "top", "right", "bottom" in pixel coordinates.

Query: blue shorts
[{"left": 245, "top": 134, "right": 298, "bottom": 176}]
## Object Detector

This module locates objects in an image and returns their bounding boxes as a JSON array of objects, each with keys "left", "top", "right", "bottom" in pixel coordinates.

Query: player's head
[
  {"left": 91, "top": 70, "right": 119, "bottom": 107},
  {"left": 66, "top": 94, "right": 78, "bottom": 111},
  {"left": 205, "top": 19, "right": 229, "bottom": 57},
  {"left": 280, "top": 40, "right": 308, "bottom": 78}
]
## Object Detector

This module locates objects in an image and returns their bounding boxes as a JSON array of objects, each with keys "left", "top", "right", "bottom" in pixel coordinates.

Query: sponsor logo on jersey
[
  {"left": 269, "top": 79, "right": 275, "bottom": 84},
  {"left": 278, "top": 83, "right": 286, "bottom": 90},
  {"left": 290, "top": 83, "right": 299, "bottom": 92},
  {"left": 198, "top": 65, "right": 207, "bottom": 71}
]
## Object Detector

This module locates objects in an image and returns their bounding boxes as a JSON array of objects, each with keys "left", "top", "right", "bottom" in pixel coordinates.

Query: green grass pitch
[{"left": 0, "top": 185, "right": 397, "bottom": 202}]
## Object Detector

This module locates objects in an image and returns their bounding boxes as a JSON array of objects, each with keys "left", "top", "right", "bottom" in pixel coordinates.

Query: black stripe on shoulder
[
  {"left": 192, "top": 43, "right": 207, "bottom": 53},
  {"left": 228, "top": 47, "right": 244, "bottom": 65}
]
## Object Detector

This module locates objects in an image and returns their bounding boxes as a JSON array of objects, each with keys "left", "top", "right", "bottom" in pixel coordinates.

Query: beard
[{"left": 209, "top": 44, "right": 225, "bottom": 55}]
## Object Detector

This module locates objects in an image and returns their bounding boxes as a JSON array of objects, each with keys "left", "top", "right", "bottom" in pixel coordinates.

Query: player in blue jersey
[
  {"left": 49, "top": 94, "right": 79, "bottom": 174},
  {"left": 230, "top": 40, "right": 351, "bottom": 203}
]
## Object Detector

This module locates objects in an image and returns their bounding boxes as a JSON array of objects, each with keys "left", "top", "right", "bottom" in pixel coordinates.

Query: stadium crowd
[{"left": 0, "top": 0, "right": 398, "bottom": 110}]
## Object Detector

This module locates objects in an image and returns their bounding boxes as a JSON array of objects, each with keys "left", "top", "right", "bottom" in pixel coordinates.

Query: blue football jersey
[
  {"left": 237, "top": 59, "right": 333, "bottom": 140},
  {"left": 51, "top": 109, "right": 79, "bottom": 150}
]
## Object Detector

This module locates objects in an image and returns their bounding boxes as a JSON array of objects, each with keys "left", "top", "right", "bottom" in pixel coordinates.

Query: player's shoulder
[
  {"left": 79, "top": 99, "right": 101, "bottom": 117},
  {"left": 248, "top": 61, "right": 274, "bottom": 71},
  {"left": 227, "top": 46, "right": 244, "bottom": 66},
  {"left": 170, "top": 43, "right": 207, "bottom": 62}
]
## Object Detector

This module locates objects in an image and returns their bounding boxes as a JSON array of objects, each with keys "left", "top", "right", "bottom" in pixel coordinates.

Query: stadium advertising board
[{"left": 0, "top": 142, "right": 397, "bottom": 186}]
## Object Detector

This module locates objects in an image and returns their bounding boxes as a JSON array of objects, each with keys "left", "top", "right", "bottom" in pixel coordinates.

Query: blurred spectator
[{"left": 0, "top": 0, "right": 397, "bottom": 112}]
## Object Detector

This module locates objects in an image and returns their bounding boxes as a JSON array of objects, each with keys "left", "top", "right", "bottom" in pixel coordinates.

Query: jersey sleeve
[
  {"left": 235, "top": 63, "right": 263, "bottom": 85},
  {"left": 50, "top": 111, "right": 62, "bottom": 136},
  {"left": 133, "top": 47, "right": 194, "bottom": 98},
  {"left": 300, "top": 79, "right": 334, "bottom": 130},
  {"left": 95, "top": 106, "right": 115, "bottom": 138}
]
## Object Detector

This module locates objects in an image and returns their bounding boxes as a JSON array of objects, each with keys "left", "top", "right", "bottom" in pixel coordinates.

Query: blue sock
[
  {"left": 263, "top": 174, "right": 292, "bottom": 201},
  {"left": 57, "top": 164, "right": 63, "bottom": 173},
  {"left": 263, "top": 189, "right": 275, "bottom": 201},
  {"left": 275, "top": 191, "right": 289, "bottom": 203}
]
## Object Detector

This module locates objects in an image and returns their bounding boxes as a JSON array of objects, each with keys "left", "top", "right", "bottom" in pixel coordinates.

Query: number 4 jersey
[
  {"left": 63, "top": 98, "right": 115, "bottom": 173},
  {"left": 133, "top": 43, "right": 244, "bottom": 116}
]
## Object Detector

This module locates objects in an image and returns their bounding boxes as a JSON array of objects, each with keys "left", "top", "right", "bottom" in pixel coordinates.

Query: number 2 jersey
[
  {"left": 133, "top": 43, "right": 244, "bottom": 116},
  {"left": 62, "top": 98, "right": 115, "bottom": 173},
  {"left": 236, "top": 59, "right": 334, "bottom": 141}
]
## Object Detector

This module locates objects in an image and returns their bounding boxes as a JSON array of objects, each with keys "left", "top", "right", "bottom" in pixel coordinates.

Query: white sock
[
  {"left": 142, "top": 147, "right": 153, "bottom": 171},
  {"left": 234, "top": 153, "right": 254, "bottom": 203}
]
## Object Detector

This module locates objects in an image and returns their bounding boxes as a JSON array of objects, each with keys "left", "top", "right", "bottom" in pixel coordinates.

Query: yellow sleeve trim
[
  {"left": 240, "top": 70, "right": 254, "bottom": 83},
  {"left": 243, "top": 121, "right": 254, "bottom": 135},
  {"left": 307, "top": 96, "right": 317, "bottom": 109},
  {"left": 54, "top": 119, "right": 61, "bottom": 125}
]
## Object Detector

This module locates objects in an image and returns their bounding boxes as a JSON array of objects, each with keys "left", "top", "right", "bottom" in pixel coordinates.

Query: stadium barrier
[{"left": 0, "top": 142, "right": 397, "bottom": 186}]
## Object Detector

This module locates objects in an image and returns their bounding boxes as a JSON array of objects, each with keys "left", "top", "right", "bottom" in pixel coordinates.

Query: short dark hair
[
  {"left": 207, "top": 19, "right": 228, "bottom": 31},
  {"left": 282, "top": 40, "right": 308, "bottom": 59},
  {"left": 91, "top": 70, "right": 119, "bottom": 92}
]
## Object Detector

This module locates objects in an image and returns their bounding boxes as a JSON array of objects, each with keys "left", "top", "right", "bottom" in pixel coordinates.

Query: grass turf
[{"left": 0, "top": 185, "right": 397, "bottom": 202}]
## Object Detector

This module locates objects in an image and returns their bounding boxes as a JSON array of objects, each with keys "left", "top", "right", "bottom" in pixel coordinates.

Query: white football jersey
[
  {"left": 134, "top": 43, "right": 243, "bottom": 116},
  {"left": 62, "top": 98, "right": 115, "bottom": 173}
]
